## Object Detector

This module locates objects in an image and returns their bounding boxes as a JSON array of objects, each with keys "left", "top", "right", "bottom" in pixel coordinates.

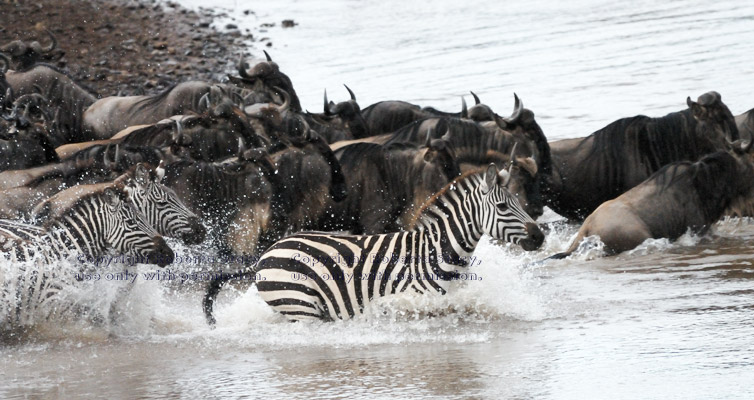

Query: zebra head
[
  {"left": 102, "top": 187, "right": 174, "bottom": 267},
  {"left": 126, "top": 163, "right": 207, "bottom": 245},
  {"left": 478, "top": 163, "right": 544, "bottom": 251}
]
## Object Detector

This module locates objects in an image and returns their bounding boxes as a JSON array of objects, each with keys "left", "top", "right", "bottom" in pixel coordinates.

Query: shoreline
[{"left": 0, "top": 0, "right": 256, "bottom": 96}]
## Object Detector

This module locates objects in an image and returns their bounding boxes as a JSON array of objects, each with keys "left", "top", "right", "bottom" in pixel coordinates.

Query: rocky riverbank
[{"left": 0, "top": 0, "right": 257, "bottom": 96}]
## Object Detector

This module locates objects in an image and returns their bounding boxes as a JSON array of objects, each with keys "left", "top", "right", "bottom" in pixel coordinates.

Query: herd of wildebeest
[{"left": 2, "top": 31, "right": 754, "bottom": 323}]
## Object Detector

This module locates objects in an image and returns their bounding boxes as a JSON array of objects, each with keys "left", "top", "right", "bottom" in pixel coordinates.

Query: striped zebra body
[
  {"left": 254, "top": 165, "right": 544, "bottom": 321},
  {"left": 1, "top": 182, "right": 173, "bottom": 265}
]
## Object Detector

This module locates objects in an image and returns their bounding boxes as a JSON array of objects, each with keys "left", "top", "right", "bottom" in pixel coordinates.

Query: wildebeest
[
  {"left": 377, "top": 112, "right": 547, "bottom": 219},
  {"left": 551, "top": 146, "right": 754, "bottom": 257},
  {"left": 6, "top": 64, "right": 98, "bottom": 145},
  {"left": 0, "top": 29, "right": 63, "bottom": 70},
  {"left": 360, "top": 91, "right": 503, "bottom": 136},
  {"left": 228, "top": 51, "right": 302, "bottom": 112},
  {"left": 82, "top": 81, "right": 243, "bottom": 140},
  {"left": 316, "top": 135, "right": 460, "bottom": 234},
  {"left": 0, "top": 96, "right": 59, "bottom": 172},
  {"left": 544, "top": 91, "right": 739, "bottom": 221},
  {"left": 162, "top": 149, "right": 284, "bottom": 257},
  {"left": 301, "top": 85, "right": 370, "bottom": 142}
]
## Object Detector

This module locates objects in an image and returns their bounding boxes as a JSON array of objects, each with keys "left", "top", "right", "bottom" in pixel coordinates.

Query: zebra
[
  {"left": 122, "top": 163, "right": 206, "bottom": 245},
  {"left": 204, "top": 163, "right": 544, "bottom": 323},
  {"left": 0, "top": 181, "right": 174, "bottom": 327},
  {"left": 3, "top": 181, "right": 174, "bottom": 265}
]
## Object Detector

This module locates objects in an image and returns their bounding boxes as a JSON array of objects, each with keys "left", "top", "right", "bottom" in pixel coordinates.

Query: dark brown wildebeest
[
  {"left": 0, "top": 95, "right": 59, "bottom": 172},
  {"left": 301, "top": 85, "right": 370, "bottom": 142},
  {"left": 82, "top": 82, "right": 243, "bottom": 140},
  {"left": 360, "top": 91, "right": 505, "bottom": 136},
  {"left": 544, "top": 91, "right": 739, "bottom": 221},
  {"left": 551, "top": 146, "right": 754, "bottom": 257},
  {"left": 316, "top": 135, "right": 460, "bottom": 234},
  {"left": 227, "top": 51, "right": 302, "bottom": 112},
  {"left": 6, "top": 64, "right": 97, "bottom": 145},
  {"left": 379, "top": 111, "right": 549, "bottom": 219},
  {"left": 0, "top": 29, "right": 63, "bottom": 70},
  {"left": 161, "top": 149, "right": 286, "bottom": 257}
]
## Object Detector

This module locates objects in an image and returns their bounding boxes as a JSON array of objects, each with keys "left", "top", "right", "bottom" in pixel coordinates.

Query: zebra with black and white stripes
[
  {"left": 212, "top": 163, "right": 544, "bottom": 322},
  {"left": 3, "top": 181, "right": 174, "bottom": 265},
  {"left": 0, "top": 181, "right": 174, "bottom": 326}
]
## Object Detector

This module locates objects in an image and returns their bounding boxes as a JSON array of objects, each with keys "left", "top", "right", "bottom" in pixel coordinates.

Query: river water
[{"left": 2, "top": 1, "right": 754, "bottom": 399}]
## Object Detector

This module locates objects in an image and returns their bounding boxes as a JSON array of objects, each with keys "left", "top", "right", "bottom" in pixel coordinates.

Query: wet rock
[{"left": 282, "top": 19, "right": 297, "bottom": 28}]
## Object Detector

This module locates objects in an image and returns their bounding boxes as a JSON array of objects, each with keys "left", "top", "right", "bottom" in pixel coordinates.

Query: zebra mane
[{"left": 409, "top": 166, "right": 486, "bottom": 228}]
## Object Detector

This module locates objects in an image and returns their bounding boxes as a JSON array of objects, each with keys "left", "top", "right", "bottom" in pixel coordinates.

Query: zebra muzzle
[
  {"left": 180, "top": 217, "right": 207, "bottom": 245},
  {"left": 519, "top": 222, "right": 545, "bottom": 251},
  {"left": 149, "top": 237, "right": 175, "bottom": 267}
]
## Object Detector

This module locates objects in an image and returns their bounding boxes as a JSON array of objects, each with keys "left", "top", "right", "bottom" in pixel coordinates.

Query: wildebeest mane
[
  {"left": 580, "top": 109, "right": 732, "bottom": 194},
  {"left": 387, "top": 117, "right": 512, "bottom": 162},
  {"left": 132, "top": 83, "right": 179, "bottom": 112},
  {"left": 650, "top": 151, "right": 740, "bottom": 223}
]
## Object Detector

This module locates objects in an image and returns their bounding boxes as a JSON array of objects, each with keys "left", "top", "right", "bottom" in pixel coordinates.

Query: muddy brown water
[{"left": 3, "top": 0, "right": 754, "bottom": 399}]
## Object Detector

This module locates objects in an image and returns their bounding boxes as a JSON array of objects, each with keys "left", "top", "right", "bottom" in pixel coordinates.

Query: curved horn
[
  {"left": 344, "top": 84, "right": 356, "bottom": 101},
  {"left": 461, "top": 97, "right": 468, "bottom": 119},
  {"left": 323, "top": 89, "right": 332, "bottom": 116},
  {"left": 237, "top": 137, "right": 247, "bottom": 157},
  {"left": 41, "top": 29, "right": 57, "bottom": 53},
  {"left": 198, "top": 93, "right": 210, "bottom": 112},
  {"left": 470, "top": 91, "right": 481, "bottom": 105},
  {"left": 113, "top": 143, "right": 122, "bottom": 166},
  {"left": 508, "top": 142, "right": 519, "bottom": 171},
  {"left": 237, "top": 57, "right": 250, "bottom": 79},
  {"left": 263, "top": 50, "right": 273, "bottom": 62},
  {"left": 425, "top": 128, "right": 433, "bottom": 147},
  {"left": 103, "top": 144, "right": 112, "bottom": 169},
  {"left": 745, "top": 139, "right": 754, "bottom": 153},
  {"left": 502, "top": 93, "right": 523, "bottom": 124},
  {"left": 0, "top": 53, "right": 9, "bottom": 74},
  {"left": 273, "top": 86, "right": 290, "bottom": 114},
  {"left": 231, "top": 90, "right": 244, "bottom": 107}
]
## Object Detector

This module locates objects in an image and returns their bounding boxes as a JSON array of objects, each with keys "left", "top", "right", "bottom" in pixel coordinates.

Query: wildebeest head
[
  {"left": 465, "top": 91, "right": 498, "bottom": 122},
  {"left": 422, "top": 130, "right": 461, "bottom": 181},
  {"left": 230, "top": 51, "right": 302, "bottom": 112},
  {"left": 319, "top": 85, "right": 370, "bottom": 139},
  {"left": 492, "top": 94, "right": 550, "bottom": 165},
  {"left": 0, "top": 29, "right": 63, "bottom": 70},
  {"left": 686, "top": 91, "right": 738, "bottom": 144}
]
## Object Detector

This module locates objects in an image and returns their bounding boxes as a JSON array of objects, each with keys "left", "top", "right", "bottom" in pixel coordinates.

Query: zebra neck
[
  {"left": 41, "top": 218, "right": 108, "bottom": 260},
  {"left": 416, "top": 177, "right": 483, "bottom": 264}
]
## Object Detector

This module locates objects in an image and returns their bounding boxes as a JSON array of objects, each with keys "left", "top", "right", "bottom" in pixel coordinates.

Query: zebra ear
[
  {"left": 104, "top": 188, "right": 122, "bottom": 207},
  {"left": 134, "top": 163, "right": 150, "bottom": 187},
  {"left": 498, "top": 169, "right": 511, "bottom": 187},
  {"left": 155, "top": 161, "right": 166, "bottom": 182},
  {"left": 481, "top": 163, "right": 497, "bottom": 193}
]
